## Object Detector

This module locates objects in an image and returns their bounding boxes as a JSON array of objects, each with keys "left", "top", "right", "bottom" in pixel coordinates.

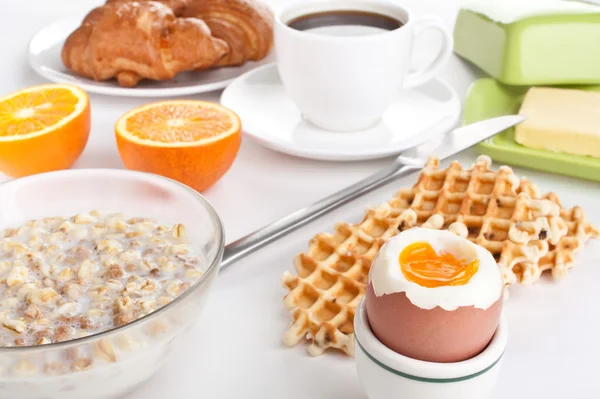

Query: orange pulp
[{"left": 399, "top": 242, "right": 479, "bottom": 288}]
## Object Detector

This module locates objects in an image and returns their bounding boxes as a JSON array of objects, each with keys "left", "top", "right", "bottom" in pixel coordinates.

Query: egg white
[{"left": 369, "top": 227, "right": 503, "bottom": 311}]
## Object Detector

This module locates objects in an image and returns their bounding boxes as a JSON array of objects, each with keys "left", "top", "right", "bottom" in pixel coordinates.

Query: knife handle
[{"left": 220, "top": 161, "right": 422, "bottom": 270}]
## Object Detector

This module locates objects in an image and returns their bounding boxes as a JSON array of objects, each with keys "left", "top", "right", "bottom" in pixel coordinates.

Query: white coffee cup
[{"left": 274, "top": 0, "right": 453, "bottom": 132}]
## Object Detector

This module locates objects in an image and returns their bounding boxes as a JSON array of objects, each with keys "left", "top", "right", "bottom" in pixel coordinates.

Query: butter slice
[{"left": 515, "top": 87, "right": 600, "bottom": 158}]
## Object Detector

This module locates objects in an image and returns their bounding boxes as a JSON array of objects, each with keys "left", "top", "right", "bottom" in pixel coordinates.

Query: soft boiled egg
[{"left": 365, "top": 227, "right": 503, "bottom": 363}]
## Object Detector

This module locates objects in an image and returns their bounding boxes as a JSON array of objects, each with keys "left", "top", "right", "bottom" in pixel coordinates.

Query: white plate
[
  {"left": 28, "top": 18, "right": 275, "bottom": 98},
  {"left": 220, "top": 63, "right": 461, "bottom": 161}
]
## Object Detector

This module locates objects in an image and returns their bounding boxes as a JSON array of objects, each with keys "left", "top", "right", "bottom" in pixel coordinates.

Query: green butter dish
[
  {"left": 454, "top": 8, "right": 600, "bottom": 85},
  {"left": 463, "top": 78, "right": 600, "bottom": 182}
]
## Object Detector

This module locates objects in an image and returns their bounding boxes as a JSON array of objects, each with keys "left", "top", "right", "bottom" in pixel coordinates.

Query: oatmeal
[{"left": 0, "top": 211, "right": 204, "bottom": 347}]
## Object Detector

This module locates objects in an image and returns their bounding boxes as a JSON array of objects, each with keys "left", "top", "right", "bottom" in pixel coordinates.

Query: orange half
[
  {"left": 115, "top": 100, "right": 241, "bottom": 192},
  {"left": 0, "top": 84, "right": 90, "bottom": 177}
]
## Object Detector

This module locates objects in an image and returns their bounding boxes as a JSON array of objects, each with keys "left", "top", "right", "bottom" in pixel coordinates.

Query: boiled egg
[{"left": 365, "top": 227, "right": 503, "bottom": 363}]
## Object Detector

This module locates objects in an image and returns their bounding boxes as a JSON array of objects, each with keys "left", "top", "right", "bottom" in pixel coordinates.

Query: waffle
[{"left": 281, "top": 156, "right": 599, "bottom": 356}]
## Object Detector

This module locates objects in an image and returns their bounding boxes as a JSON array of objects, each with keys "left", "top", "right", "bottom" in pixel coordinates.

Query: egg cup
[{"left": 354, "top": 298, "right": 507, "bottom": 399}]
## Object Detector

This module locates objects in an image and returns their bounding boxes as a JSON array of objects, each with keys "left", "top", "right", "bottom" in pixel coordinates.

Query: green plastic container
[
  {"left": 464, "top": 78, "right": 600, "bottom": 182},
  {"left": 454, "top": 9, "right": 600, "bottom": 85}
]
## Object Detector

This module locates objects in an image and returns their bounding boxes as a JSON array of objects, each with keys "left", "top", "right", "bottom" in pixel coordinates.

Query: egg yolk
[{"left": 399, "top": 242, "right": 479, "bottom": 288}]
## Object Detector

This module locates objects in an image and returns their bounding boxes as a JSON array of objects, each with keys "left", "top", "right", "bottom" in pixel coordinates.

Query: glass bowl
[{"left": 0, "top": 169, "right": 224, "bottom": 399}]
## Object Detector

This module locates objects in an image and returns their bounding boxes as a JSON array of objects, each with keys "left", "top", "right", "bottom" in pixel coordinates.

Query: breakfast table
[{"left": 2, "top": 0, "right": 600, "bottom": 398}]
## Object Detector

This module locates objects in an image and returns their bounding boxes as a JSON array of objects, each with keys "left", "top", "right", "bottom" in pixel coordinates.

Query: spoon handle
[{"left": 220, "top": 161, "right": 420, "bottom": 269}]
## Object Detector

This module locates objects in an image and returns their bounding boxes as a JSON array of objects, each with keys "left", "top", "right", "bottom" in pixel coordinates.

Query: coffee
[
  {"left": 275, "top": 0, "right": 452, "bottom": 131},
  {"left": 287, "top": 10, "right": 403, "bottom": 36}
]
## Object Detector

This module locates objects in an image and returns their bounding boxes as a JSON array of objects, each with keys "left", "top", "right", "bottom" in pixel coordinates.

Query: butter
[{"left": 515, "top": 87, "right": 600, "bottom": 158}]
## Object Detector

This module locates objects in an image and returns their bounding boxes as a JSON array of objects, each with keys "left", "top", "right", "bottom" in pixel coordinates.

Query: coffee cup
[{"left": 274, "top": 0, "right": 453, "bottom": 132}]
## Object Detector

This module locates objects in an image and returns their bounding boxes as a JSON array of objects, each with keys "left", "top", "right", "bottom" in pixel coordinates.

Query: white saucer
[
  {"left": 220, "top": 63, "right": 461, "bottom": 161},
  {"left": 28, "top": 18, "right": 274, "bottom": 98}
]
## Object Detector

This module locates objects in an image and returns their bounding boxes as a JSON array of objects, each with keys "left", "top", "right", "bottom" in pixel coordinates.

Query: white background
[{"left": 2, "top": 0, "right": 600, "bottom": 398}]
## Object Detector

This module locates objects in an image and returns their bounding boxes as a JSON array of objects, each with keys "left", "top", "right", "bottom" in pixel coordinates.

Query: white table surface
[{"left": 2, "top": 1, "right": 600, "bottom": 398}]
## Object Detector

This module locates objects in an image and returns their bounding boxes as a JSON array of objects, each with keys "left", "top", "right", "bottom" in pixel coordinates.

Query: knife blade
[
  {"left": 397, "top": 114, "right": 526, "bottom": 165},
  {"left": 221, "top": 114, "right": 527, "bottom": 269}
]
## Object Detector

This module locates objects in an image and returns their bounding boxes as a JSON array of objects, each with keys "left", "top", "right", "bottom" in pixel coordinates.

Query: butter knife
[{"left": 221, "top": 115, "right": 526, "bottom": 269}]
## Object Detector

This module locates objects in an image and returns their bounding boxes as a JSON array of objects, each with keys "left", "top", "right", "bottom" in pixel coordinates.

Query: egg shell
[{"left": 365, "top": 282, "right": 503, "bottom": 363}]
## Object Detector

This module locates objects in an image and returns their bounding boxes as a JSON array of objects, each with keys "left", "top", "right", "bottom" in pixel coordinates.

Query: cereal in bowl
[{"left": 0, "top": 210, "right": 205, "bottom": 347}]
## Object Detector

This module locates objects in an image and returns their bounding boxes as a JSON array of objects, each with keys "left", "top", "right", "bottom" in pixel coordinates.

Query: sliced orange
[
  {"left": 0, "top": 84, "right": 91, "bottom": 177},
  {"left": 115, "top": 100, "right": 241, "bottom": 192}
]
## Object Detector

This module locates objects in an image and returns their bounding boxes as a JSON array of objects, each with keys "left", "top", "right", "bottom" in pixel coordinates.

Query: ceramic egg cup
[{"left": 354, "top": 299, "right": 507, "bottom": 399}]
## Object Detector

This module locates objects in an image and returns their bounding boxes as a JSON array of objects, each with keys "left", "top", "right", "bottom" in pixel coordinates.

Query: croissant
[
  {"left": 105, "top": 0, "right": 190, "bottom": 16},
  {"left": 61, "top": 1, "right": 229, "bottom": 87},
  {"left": 181, "top": 0, "right": 274, "bottom": 67}
]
